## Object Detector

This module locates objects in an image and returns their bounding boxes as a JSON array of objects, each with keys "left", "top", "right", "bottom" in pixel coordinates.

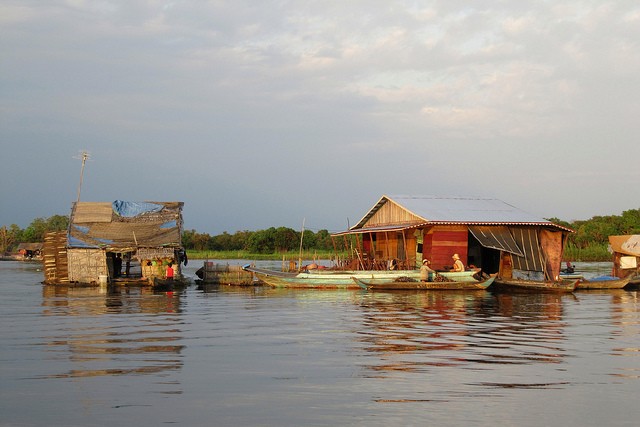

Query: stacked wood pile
[{"left": 43, "top": 231, "right": 68, "bottom": 284}]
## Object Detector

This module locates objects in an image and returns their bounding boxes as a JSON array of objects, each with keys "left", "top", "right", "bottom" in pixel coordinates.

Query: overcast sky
[{"left": 2, "top": 1, "right": 639, "bottom": 235}]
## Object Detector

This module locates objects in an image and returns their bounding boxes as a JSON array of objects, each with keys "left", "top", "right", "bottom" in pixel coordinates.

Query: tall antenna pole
[
  {"left": 298, "top": 218, "right": 305, "bottom": 271},
  {"left": 75, "top": 151, "right": 90, "bottom": 203}
]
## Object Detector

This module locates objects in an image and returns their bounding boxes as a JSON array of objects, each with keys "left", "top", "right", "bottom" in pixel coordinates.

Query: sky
[{"left": 2, "top": 1, "right": 640, "bottom": 235}]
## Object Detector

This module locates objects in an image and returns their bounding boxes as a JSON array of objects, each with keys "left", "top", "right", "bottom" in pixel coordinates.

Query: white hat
[
  {"left": 423, "top": 259, "right": 430, "bottom": 264},
  {"left": 452, "top": 254, "right": 460, "bottom": 260}
]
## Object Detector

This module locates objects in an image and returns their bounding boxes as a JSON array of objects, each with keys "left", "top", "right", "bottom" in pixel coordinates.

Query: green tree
[
  {"left": 246, "top": 228, "right": 276, "bottom": 253},
  {"left": 46, "top": 215, "right": 69, "bottom": 232},
  {"left": 273, "top": 227, "right": 298, "bottom": 252},
  {"left": 0, "top": 225, "right": 22, "bottom": 254},
  {"left": 22, "top": 218, "right": 49, "bottom": 242}
]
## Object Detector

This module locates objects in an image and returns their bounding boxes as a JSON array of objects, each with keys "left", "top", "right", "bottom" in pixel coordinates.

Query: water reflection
[
  {"left": 608, "top": 290, "right": 640, "bottom": 380},
  {"left": 42, "top": 285, "right": 184, "bottom": 315},
  {"left": 357, "top": 290, "right": 572, "bottom": 389},
  {"left": 38, "top": 285, "right": 184, "bottom": 382}
]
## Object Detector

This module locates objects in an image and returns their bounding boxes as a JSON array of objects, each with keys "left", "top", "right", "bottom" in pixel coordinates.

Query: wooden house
[
  {"left": 332, "top": 195, "right": 573, "bottom": 281},
  {"left": 609, "top": 235, "right": 640, "bottom": 280},
  {"left": 43, "top": 200, "right": 185, "bottom": 285}
]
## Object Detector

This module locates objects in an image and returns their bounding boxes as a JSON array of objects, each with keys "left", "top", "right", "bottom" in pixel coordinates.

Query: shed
[
  {"left": 16, "top": 242, "right": 43, "bottom": 259},
  {"left": 332, "top": 195, "right": 573, "bottom": 281},
  {"left": 43, "top": 200, "right": 185, "bottom": 285},
  {"left": 609, "top": 235, "right": 640, "bottom": 280}
]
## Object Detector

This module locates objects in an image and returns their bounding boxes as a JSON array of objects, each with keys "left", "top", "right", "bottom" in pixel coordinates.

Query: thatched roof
[
  {"left": 17, "top": 242, "right": 43, "bottom": 251},
  {"left": 68, "top": 201, "right": 183, "bottom": 250}
]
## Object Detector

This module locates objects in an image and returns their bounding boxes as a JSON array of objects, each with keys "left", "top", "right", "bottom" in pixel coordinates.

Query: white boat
[{"left": 242, "top": 265, "right": 481, "bottom": 288}]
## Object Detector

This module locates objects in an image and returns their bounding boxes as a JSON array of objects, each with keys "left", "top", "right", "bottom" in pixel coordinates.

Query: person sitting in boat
[
  {"left": 562, "top": 261, "right": 575, "bottom": 274},
  {"left": 420, "top": 259, "right": 436, "bottom": 282},
  {"left": 166, "top": 263, "right": 174, "bottom": 281},
  {"left": 452, "top": 254, "right": 465, "bottom": 272}
]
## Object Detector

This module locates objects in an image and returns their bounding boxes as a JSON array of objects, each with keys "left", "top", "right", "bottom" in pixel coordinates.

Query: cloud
[{"left": 1, "top": 1, "right": 639, "bottom": 233}]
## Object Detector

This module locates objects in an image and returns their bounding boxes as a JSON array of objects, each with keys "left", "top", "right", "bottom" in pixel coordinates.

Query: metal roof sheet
[
  {"left": 390, "top": 195, "right": 545, "bottom": 223},
  {"left": 349, "top": 195, "right": 572, "bottom": 232}
]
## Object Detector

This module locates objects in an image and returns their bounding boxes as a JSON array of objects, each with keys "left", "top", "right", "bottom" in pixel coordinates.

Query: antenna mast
[{"left": 75, "top": 151, "right": 90, "bottom": 203}]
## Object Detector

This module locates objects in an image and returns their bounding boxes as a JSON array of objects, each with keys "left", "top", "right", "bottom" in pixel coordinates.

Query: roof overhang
[{"left": 332, "top": 221, "right": 573, "bottom": 237}]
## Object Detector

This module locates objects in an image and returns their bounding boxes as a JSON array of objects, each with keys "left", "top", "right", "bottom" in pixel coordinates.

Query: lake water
[{"left": 1, "top": 260, "right": 639, "bottom": 426}]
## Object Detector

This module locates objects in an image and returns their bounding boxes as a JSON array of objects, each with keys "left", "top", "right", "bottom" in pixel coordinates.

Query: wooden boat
[
  {"left": 575, "top": 276, "right": 631, "bottom": 290},
  {"left": 493, "top": 277, "right": 579, "bottom": 292},
  {"left": 353, "top": 275, "right": 495, "bottom": 291},
  {"left": 150, "top": 277, "right": 190, "bottom": 292},
  {"left": 242, "top": 265, "right": 481, "bottom": 288}
]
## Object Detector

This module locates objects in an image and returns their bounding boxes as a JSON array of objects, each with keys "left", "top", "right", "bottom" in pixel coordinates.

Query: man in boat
[
  {"left": 420, "top": 259, "right": 436, "bottom": 282},
  {"left": 452, "top": 254, "right": 465, "bottom": 272}
]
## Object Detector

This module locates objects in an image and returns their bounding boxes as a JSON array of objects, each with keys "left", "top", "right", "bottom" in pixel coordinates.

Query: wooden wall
[
  {"left": 67, "top": 248, "right": 108, "bottom": 284},
  {"left": 365, "top": 200, "right": 423, "bottom": 227},
  {"left": 423, "top": 226, "right": 468, "bottom": 270}
]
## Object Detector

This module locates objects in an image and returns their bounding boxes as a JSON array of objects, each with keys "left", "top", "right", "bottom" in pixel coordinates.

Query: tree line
[{"left": 2, "top": 209, "right": 639, "bottom": 256}]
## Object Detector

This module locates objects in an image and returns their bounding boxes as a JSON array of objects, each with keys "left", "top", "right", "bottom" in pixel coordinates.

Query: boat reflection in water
[
  {"left": 355, "top": 289, "right": 572, "bottom": 395},
  {"left": 39, "top": 285, "right": 185, "bottom": 380}
]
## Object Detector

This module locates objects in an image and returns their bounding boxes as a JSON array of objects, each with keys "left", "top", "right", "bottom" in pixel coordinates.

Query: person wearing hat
[
  {"left": 420, "top": 259, "right": 435, "bottom": 282},
  {"left": 452, "top": 254, "right": 465, "bottom": 272}
]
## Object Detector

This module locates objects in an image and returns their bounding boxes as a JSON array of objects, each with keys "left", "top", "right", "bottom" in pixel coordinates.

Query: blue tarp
[
  {"left": 67, "top": 235, "right": 114, "bottom": 248},
  {"left": 160, "top": 221, "right": 177, "bottom": 229},
  {"left": 112, "top": 200, "right": 163, "bottom": 217}
]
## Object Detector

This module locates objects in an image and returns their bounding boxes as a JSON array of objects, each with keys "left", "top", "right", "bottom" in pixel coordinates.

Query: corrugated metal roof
[
  {"left": 350, "top": 195, "right": 572, "bottom": 232},
  {"left": 391, "top": 195, "right": 545, "bottom": 223}
]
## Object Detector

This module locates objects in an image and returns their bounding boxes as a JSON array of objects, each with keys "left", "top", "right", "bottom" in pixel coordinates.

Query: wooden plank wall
[
  {"left": 424, "top": 226, "right": 468, "bottom": 270},
  {"left": 365, "top": 201, "right": 422, "bottom": 227}
]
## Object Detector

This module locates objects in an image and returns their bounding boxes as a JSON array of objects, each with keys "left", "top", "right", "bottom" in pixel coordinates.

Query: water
[{"left": 1, "top": 260, "right": 639, "bottom": 426}]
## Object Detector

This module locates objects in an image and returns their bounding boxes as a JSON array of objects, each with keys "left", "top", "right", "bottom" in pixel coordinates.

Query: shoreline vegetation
[{"left": 2, "top": 208, "right": 637, "bottom": 263}]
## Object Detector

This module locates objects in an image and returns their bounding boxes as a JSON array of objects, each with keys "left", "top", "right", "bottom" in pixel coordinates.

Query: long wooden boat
[
  {"left": 242, "top": 265, "right": 480, "bottom": 288},
  {"left": 150, "top": 277, "right": 190, "bottom": 292},
  {"left": 353, "top": 275, "right": 495, "bottom": 291},
  {"left": 575, "top": 276, "right": 631, "bottom": 290},
  {"left": 493, "top": 277, "right": 579, "bottom": 292}
]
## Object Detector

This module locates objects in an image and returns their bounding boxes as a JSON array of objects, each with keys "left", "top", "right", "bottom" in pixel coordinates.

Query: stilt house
[
  {"left": 43, "top": 200, "right": 184, "bottom": 285},
  {"left": 332, "top": 195, "right": 573, "bottom": 281},
  {"left": 609, "top": 235, "right": 640, "bottom": 279}
]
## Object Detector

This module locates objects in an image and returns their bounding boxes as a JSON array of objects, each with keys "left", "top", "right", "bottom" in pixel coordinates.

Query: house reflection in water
[
  {"left": 40, "top": 285, "right": 184, "bottom": 380},
  {"left": 356, "top": 290, "right": 569, "bottom": 376}
]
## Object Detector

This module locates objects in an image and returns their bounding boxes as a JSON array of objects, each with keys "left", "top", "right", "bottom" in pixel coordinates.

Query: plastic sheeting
[
  {"left": 469, "top": 226, "right": 524, "bottom": 256},
  {"left": 112, "top": 200, "right": 163, "bottom": 217}
]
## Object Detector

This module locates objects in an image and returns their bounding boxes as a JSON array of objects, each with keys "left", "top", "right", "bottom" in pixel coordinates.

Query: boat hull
[
  {"left": 493, "top": 277, "right": 578, "bottom": 292},
  {"left": 576, "top": 277, "right": 631, "bottom": 289},
  {"left": 353, "top": 275, "right": 495, "bottom": 291}
]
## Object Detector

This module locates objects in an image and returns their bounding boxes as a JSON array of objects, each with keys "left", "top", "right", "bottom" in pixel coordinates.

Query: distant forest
[{"left": 2, "top": 209, "right": 640, "bottom": 258}]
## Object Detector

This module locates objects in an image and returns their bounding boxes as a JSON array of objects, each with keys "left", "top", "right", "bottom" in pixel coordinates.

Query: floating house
[
  {"left": 332, "top": 195, "right": 573, "bottom": 281},
  {"left": 609, "top": 235, "right": 640, "bottom": 281},
  {"left": 16, "top": 242, "right": 43, "bottom": 260},
  {"left": 43, "top": 201, "right": 185, "bottom": 285}
]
